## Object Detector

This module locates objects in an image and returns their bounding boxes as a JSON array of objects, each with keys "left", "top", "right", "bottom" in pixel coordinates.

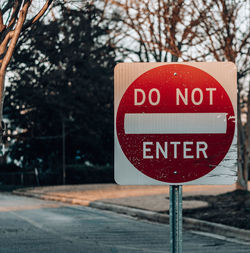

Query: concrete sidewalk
[
  {"left": 13, "top": 183, "right": 245, "bottom": 210},
  {"left": 13, "top": 183, "right": 250, "bottom": 243}
]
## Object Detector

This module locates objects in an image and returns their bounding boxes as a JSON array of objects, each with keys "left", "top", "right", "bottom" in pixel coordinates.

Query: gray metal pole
[{"left": 169, "top": 185, "right": 183, "bottom": 253}]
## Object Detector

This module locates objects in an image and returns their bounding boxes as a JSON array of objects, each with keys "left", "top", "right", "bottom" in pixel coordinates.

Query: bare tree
[
  {"left": 108, "top": 0, "right": 249, "bottom": 189},
  {"left": 193, "top": 0, "right": 250, "bottom": 190},
  {"left": 0, "top": 0, "right": 53, "bottom": 140},
  {"left": 108, "top": 0, "right": 209, "bottom": 62}
]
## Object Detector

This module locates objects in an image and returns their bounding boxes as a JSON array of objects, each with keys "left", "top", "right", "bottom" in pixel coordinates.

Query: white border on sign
[{"left": 114, "top": 62, "right": 237, "bottom": 185}]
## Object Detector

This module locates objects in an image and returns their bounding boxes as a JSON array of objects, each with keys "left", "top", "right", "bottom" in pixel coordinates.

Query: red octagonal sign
[{"left": 115, "top": 63, "right": 237, "bottom": 184}]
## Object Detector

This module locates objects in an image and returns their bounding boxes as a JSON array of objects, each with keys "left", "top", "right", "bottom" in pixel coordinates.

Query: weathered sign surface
[{"left": 114, "top": 62, "right": 237, "bottom": 185}]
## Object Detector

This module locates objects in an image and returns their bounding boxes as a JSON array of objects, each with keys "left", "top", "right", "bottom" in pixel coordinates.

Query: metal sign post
[
  {"left": 169, "top": 185, "right": 182, "bottom": 253},
  {"left": 114, "top": 62, "right": 237, "bottom": 252}
]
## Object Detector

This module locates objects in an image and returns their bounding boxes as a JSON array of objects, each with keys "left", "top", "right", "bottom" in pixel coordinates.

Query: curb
[
  {"left": 13, "top": 190, "right": 90, "bottom": 206},
  {"left": 89, "top": 201, "right": 250, "bottom": 243},
  {"left": 13, "top": 190, "right": 250, "bottom": 243}
]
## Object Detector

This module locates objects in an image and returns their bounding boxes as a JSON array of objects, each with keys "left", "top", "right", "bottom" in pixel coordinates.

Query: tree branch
[
  {"left": 22, "top": 0, "right": 53, "bottom": 31},
  {"left": 0, "top": 9, "right": 5, "bottom": 33}
]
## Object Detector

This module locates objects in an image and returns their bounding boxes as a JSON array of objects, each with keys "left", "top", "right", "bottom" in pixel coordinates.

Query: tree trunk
[
  {"left": 236, "top": 89, "right": 248, "bottom": 190},
  {"left": 0, "top": 72, "right": 5, "bottom": 142},
  {"left": 246, "top": 89, "right": 250, "bottom": 184}
]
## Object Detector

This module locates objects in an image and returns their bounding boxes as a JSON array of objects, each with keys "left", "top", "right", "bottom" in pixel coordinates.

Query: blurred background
[{"left": 0, "top": 0, "right": 249, "bottom": 189}]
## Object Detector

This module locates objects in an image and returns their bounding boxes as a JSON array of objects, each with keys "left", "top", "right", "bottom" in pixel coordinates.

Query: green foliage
[
  {"left": 0, "top": 163, "right": 21, "bottom": 173},
  {"left": 66, "top": 164, "right": 114, "bottom": 184},
  {"left": 4, "top": 4, "right": 116, "bottom": 173}
]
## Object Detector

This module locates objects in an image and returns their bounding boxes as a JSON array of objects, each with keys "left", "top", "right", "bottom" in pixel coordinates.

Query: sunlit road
[{"left": 0, "top": 193, "right": 249, "bottom": 253}]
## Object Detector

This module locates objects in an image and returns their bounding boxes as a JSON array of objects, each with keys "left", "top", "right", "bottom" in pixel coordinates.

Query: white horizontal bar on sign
[{"left": 124, "top": 113, "right": 227, "bottom": 134}]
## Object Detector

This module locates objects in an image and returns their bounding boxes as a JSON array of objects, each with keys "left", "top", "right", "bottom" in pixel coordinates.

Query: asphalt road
[{"left": 0, "top": 193, "right": 249, "bottom": 253}]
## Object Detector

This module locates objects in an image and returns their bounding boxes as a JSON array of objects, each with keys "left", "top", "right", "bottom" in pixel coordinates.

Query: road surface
[{"left": 0, "top": 192, "right": 249, "bottom": 253}]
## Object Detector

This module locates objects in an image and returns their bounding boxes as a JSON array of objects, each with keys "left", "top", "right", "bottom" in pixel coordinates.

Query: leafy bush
[{"left": 66, "top": 164, "right": 114, "bottom": 184}]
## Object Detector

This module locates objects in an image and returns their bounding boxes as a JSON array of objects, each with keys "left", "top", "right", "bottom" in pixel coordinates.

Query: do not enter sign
[{"left": 114, "top": 63, "right": 237, "bottom": 185}]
